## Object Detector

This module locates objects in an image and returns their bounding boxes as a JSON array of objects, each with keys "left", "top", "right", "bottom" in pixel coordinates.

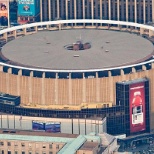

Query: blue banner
[
  {"left": 32, "top": 121, "right": 45, "bottom": 130},
  {"left": 45, "top": 122, "right": 61, "bottom": 133},
  {"left": 18, "top": 0, "right": 40, "bottom": 16}
]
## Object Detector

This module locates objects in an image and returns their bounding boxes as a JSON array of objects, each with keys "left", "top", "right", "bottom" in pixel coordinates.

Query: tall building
[
  {"left": 10, "top": 0, "right": 154, "bottom": 24},
  {"left": 40, "top": 0, "right": 154, "bottom": 24}
]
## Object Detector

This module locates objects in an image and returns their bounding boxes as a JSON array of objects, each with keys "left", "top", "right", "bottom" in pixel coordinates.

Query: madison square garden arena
[{"left": 0, "top": 0, "right": 154, "bottom": 136}]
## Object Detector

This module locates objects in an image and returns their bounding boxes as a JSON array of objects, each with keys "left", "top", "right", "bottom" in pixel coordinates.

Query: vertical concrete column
[
  {"left": 109, "top": 74, "right": 114, "bottom": 102},
  {"left": 17, "top": 70, "right": 22, "bottom": 96},
  {"left": 55, "top": 73, "right": 58, "bottom": 105},
  {"left": 29, "top": 71, "right": 33, "bottom": 105},
  {"left": 7, "top": 68, "right": 12, "bottom": 94},
  {"left": 82, "top": 73, "right": 86, "bottom": 103},
  {"left": 100, "top": 0, "right": 102, "bottom": 20},
  {"left": 126, "top": 0, "right": 128, "bottom": 22},
  {"left": 134, "top": 0, "right": 137, "bottom": 23},
  {"left": 48, "top": 0, "right": 51, "bottom": 21},
  {"left": 142, "top": 65, "right": 147, "bottom": 71},
  {"left": 117, "top": 0, "right": 120, "bottom": 21},
  {"left": 68, "top": 73, "right": 72, "bottom": 105},
  {"left": 149, "top": 30, "right": 154, "bottom": 37},
  {"left": 132, "top": 67, "right": 136, "bottom": 73},
  {"left": 40, "top": 0, "right": 43, "bottom": 22},
  {"left": 140, "top": 28, "right": 144, "bottom": 35},
  {"left": 83, "top": 0, "right": 85, "bottom": 27},
  {"left": 34, "top": 26, "right": 38, "bottom": 32},
  {"left": 57, "top": 0, "right": 60, "bottom": 19},
  {"left": 83, "top": 0, "right": 85, "bottom": 19},
  {"left": 13, "top": 30, "right": 17, "bottom": 38},
  {"left": 23, "top": 28, "right": 26, "bottom": 35},
  {"left": 152, "top": 0, "right": 154, "bottom": 23},
  {"left": 66, "top": 0, "right": 68, "bottom": 20},
  {"left": 143, "top": 0, "right": 146, "bottom": 24},
  {"left": 108, "top": 0, "right": 111, "bottom": 20},
  {"left": 118, "top": 25, "right": 122, "bottom": 31},
  {"left": 41, "top": 72, "right": 45, "bottom": 105},
  {"left": 121, "top": 69, "right": 126, "bottom": 81},
  {"left": 120, "top": 69, "right": 124, "bottom": 76},
  {"left": 0, "top": 65, "right": 3, "bottom": 72},
  {"left": 108, "top": 71, "right": 112, "bottom": 77},
  {"left": 59, "top": 23, "right": 61, "bottom": 30},
  {"left": 152, "top": 62, "right": 154, "bottom": 69},
  {"left": 46, "top": 24, "right": 50, "bottom": 30},
  {"left": 74, "top": 0, "right": 77, "bottom": 26},
  {"left": 96, "top": 72, "right": 100, "bottom": 102},
  {"left": 3, "top": 32, "right": 7, "bottom": 42},
  {"left": 8, "top": 68, "right": 12, "bottom": 74},
  {"left": 91, "top": 0, "right": 94, "bottom": 20}
]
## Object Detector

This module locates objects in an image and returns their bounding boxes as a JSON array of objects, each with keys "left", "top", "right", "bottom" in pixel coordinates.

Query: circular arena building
[{"left": 0, "top": 20, "right": 154, "bottom": 136}]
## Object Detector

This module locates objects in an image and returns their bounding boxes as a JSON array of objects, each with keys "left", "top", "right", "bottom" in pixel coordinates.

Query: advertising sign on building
[
  {"left": 129, "top": 82, "right": 146, "bottom": 133},
  {"left": 32, "top": 120, "right": 45, "bottom": 131},
  {"left": 45, "top": 122, "right": 61, "bottom": 133},
  {"left": 18, "top": 0, "right": 40, "bottom": 16},
  {"left": 0, "top": 0, "right": 8, "bottom": 26}
]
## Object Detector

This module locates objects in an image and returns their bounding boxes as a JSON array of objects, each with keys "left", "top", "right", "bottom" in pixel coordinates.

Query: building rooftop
[
  {"left": 0, "top": 129, "right": 78, "bottom": 139},
  {"left": 0, "top": 129, "right": 116, "bottom": 153},
  {"left": 117, "top": 77, "right": 148, "bottom": 85},
  {"left": 2, "top": 29, "right": 153, "bottom": 71},
  {"left": 79, "top": 141, "right": 99, "bottom": 151}
]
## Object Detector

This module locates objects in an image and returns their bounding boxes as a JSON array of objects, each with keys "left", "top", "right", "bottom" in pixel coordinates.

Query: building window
[
  {"left": 35, "top": 152, "right": 39, "bottom": 154},
  {"left": 14, "top": 151, "right": 18, "bottom": 154},
  {"left": 56, "top": 145, "right": 59, "bottom": 149},
  {"left": 8, "top": 151, "right": 11, "bottom": 154},
  {"left": 42, "top": 152, "right": 46, "bottom": 154},
  {"left": 29, "top": 143, "right": 32, "bottom": 148},
  {"left": 14, "top": 142, "right": 18, "bottom": 147},
  {"left": 103, "top": 104, "right": 106, "bottom": 108},
  {"left": 22, "top": 152, "right": 25, "bottom": 154},
  {"left": 7, "top": 142, "right": 11, "bottom": 146},
  {"left": 29, "top": 151, "right": 32, "bottom": 154},
  {"left": 1, "top": 150, "right": 4, "bottom": 154},
  {"left": 36, "top": 144, "right": 39, "bottom": 148},
  {"left": 42, "top": 144, "right": 46, "bottom": 148},
  {"left": 21, "top": 143, "right": 25, "bottom": 147},
  {"left": 49, "top": 144, "right": 52, "bottom": 149},
  {"left": 0, "top": 142, "right": 4, "bottom": 146},
  {"left": 49, "top": 152, "right": 52, "bottom": 154}
]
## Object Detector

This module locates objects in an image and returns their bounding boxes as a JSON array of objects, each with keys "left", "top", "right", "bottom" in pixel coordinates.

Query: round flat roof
[{"left": 2, "top": 29, "right": 154, "bottom": 70}]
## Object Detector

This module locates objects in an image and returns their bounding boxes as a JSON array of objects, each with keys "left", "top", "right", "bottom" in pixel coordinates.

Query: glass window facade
[{"left": 116, "top": 78, "right": 150, "bottom": 136}]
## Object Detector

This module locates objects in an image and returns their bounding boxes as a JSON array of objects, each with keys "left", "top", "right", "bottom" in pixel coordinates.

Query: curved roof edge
[{"left": 0, "top": 19, "right": 154, "bottom": 73}]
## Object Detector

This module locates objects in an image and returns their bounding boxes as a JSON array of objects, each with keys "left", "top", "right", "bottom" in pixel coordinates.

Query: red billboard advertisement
[
  {"left": 129, "top": 82, "right": 146, "bottom": 133},
  {"left": 0, "top": 0, "right": 8, "bottom": 26}
]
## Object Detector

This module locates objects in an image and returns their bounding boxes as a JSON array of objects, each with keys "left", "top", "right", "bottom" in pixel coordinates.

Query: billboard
[
  {"left": 0, "top": 1, "right": 8, "bottom": 26},
  {"left": 18, "top": 0, "right": 40, "bottom": 16},
  {"left": 32, "top": 120, "right": 45, "bottom": 131},
  {"left": 129, "top": 82, "right": 146, "bottom": 133},
  {"left": 45, "top": 122, "right": 61, "bottom": 133}
]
